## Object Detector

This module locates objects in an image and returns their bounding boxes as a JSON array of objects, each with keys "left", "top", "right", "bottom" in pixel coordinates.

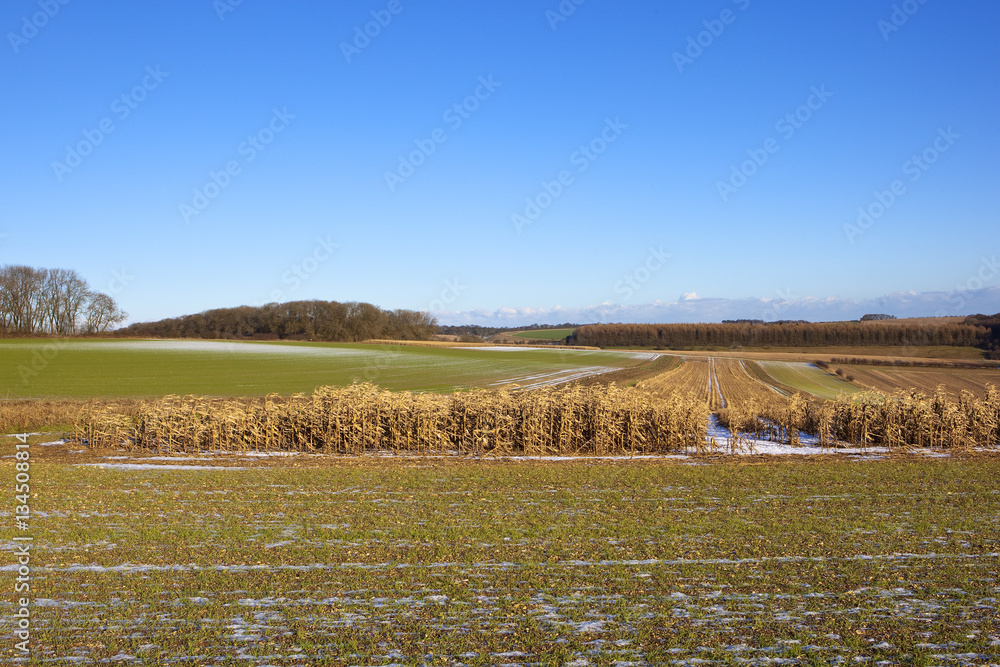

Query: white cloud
[{"left": 432, "top": 286, "right": 1000, "bottom": 327}]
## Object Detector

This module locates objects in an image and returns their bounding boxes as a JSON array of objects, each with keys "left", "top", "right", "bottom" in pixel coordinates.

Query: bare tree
[
  {"left": 0, "top": 265, "right": 46, "bottom": 334},
  {"left": 0, "top": 267, "right": 12, "bottom": 332},
  {"left": 83, "top": 292, "right": 128, "bottom": 333},
  {"left": 42, "top": 268, "right": 90, "bottom": 334},
  {"left": 1, "top": 265, "right": 129, "bottom": 336}
]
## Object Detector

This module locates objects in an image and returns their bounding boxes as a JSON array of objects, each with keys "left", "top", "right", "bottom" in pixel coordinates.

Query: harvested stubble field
[
  {"left": 4, "top": 446, "right": 999, "bottom": 665},
  {"left": 638, "top": 358, "right": 834, "bottom": 411},
  {"left": 639, "top": 356, "right": 714, "bottom": 403},
  {"left": 662, "top": 346, "right": 990, "bottom": 362},
  {"left": 843, "top": 364, "right": 1000, "bottom": 400}
]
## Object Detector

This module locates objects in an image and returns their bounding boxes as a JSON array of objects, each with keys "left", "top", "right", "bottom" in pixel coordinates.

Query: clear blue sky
[{"left": 2, "top": 0, "right": 998, "bottom": 325}]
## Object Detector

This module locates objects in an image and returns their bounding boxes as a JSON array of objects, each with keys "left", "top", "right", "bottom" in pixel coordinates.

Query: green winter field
[
  {"left": 5, "top": 445, "right": 998, "bottom": 665},
  {"left": 510, "top": 328, "right": 576, "bottom": 341},
  {"left": 0, "top": 339, "right": 648, "bottom": 399}
]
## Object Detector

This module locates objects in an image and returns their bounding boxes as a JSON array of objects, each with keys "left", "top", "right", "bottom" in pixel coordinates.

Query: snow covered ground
[
  {"left": 489, "top": 365, "right": 620, "bottom": 389},
  {"left": 704, "top": 415, "right": 951, "bottom": 457}
]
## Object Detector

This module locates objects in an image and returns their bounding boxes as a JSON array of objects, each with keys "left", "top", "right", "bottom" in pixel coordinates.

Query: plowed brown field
[{"left": 844, "top": 365, "right": 1000, "bottom": 399}]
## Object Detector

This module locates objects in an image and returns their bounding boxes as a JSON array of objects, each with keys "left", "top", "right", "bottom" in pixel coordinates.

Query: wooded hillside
[{"left": 120, "top": 300, "right": 436, "bottom": 342}]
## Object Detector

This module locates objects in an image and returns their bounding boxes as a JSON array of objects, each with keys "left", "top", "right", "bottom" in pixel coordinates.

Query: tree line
[
  {"left": 0, "top": 265, "right": 127, "bottom": 335},
  {"left": 438, "top": 322, "right": 581, "bottom": 338},
  {"left": 567, "top": 319, "right": 998, "bottom": 350},
  {"left": 119, "top": 300, "right": 437, "bottom": 342},
  {"left": 965, "top": 314, "right": 1000, "bottom": 359}
]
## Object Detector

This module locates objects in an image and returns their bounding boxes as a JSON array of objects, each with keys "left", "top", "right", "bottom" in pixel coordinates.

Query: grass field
[
  {"left": 0, "top": 339, "right": 649, "bottom": 400},
  {"left": 510, "top": 328, "right": 575, "bottom": 341},
  {"left": 758, "top": 361, "right": 864, "bottom": 401},
  {"left": 7, "top": 444, "right": 999, "bottom": 665}
]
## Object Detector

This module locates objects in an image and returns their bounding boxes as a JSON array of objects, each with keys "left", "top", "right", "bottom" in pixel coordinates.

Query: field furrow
[
  {"left": 637, "top": 358, "right": 712, "bottom": 403},
  {"left": 639, "top": 358, "right": 791, "bottom": 412},
  {"left": 844, "top": 365, "right": 1000, "bottom": 399}
]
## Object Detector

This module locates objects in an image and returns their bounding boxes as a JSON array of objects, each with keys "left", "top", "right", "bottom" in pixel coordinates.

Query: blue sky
[{"left": 2, "top": 0, "right": 998, "bottom": 326}]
